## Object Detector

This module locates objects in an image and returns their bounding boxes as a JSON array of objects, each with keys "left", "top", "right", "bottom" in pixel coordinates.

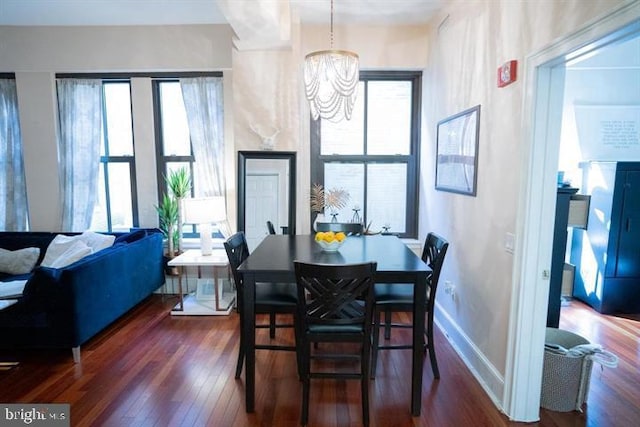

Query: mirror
[{"left": 237, "top": 151, "right": 296, "bottom": 250}]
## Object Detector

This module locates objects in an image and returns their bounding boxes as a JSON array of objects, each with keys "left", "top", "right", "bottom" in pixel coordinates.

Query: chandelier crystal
[{"left": 303, "top": 0, "right": 359, "bottom": 122}]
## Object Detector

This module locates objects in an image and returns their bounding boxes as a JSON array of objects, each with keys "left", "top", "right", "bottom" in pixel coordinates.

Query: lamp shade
[
  {"left": 182, "top": 197, "right": 226, "bottom": 256},
  {"left": 182, "top": 196, "right": 226, "bottom": 225}
]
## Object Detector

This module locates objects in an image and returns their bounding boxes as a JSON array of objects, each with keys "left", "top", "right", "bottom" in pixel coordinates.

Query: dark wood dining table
[{"left": 237, "top": 233, "right": 431, "bottom": 416}]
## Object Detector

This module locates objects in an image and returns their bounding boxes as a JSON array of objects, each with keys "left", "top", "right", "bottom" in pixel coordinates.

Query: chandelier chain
[{"left": 330, "top": 0, "right": 334, "bottom": 49}]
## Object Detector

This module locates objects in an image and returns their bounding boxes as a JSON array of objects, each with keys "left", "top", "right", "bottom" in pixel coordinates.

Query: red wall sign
[{"left": 497, "top": 60, "right": 518, "bottom": 88}]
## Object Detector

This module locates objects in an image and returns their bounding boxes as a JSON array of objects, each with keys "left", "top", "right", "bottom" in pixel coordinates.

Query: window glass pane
[
  {"left": 321, "top": 82, "right": 365, "bottom": 155},
  {"left": 104, "top": 82, "right": 134, "bottom": 156},
  {"left": 160, "top": 82, "right": 191, "bottom": 156},
  {"left": 90, "top": 164, "right": 108, "bottom": 231},
  {"left": 367, "top": 81, "right": 412, "bottom": 155},
  {"left": 366, "top": 163, "right": 407, "bottom": 233},
  {"left": 107, "top": 163, "right": 133, "bottom": 232},
  {"left": 324, "top": 163, "right": 364, "bottom": 222}
]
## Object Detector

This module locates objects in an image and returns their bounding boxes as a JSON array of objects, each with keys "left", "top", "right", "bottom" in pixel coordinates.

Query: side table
[{"left": 168, "top": 249, "right": 235, "bottom": 316}]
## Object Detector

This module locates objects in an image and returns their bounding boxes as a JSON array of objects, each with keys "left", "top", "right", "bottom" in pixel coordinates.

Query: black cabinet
[
  {"left": 571, "top": 162, "right": 640, "bottom": 314},
  {"left": 547, "top": 187, "right": 579, "bottom": 328}
]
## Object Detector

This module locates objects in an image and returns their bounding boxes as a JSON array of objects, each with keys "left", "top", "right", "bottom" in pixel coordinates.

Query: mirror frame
[{"left": 237, "top": 151, "right": 297, "bottom": 235}]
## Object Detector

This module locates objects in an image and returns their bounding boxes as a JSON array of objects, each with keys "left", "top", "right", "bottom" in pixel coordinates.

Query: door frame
[{"left": 504, "top": 3, "right": 640, "bottom": 421}]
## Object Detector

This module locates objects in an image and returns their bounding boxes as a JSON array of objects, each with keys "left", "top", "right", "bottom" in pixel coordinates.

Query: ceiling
[{"left": 0, "top": 0, "right": 445, "bottom": 26}]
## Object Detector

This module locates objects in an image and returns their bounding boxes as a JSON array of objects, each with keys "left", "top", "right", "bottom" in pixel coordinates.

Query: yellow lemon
[
  {"left": 323, "top": 231, "right": 335, "bottom": 243},
  {"left": 315, "top": 232, "right": 324, "bottom": 241},
  {"left": 335, "top": 232, "right": 346, "bottom": 242}
]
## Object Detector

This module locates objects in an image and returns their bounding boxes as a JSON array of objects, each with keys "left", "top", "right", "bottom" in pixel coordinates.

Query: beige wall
[
  {"left": 421, "top": 0, "right": 630, "bottom": 408},
  {"left": 0, "top": 24, "right": 233, "bottom": 231}
]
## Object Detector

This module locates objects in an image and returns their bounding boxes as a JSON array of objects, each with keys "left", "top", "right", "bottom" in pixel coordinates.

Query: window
[
  {"left": 89, "top": 80, "right": 138, "bottom": 232},
  {"left": 153, "top": 74, "right": 225, "bottom": 238},
  {"left": 311, "top": 71, "right": 421, "bottom": 238},
  {"left": 153, "top": 79, "right": 195, "bottom": 237}
]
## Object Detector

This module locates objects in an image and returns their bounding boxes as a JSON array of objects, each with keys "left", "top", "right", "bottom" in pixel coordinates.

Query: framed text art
[{"left": 435, "top": 105, "right": 481, "bottom": 196}]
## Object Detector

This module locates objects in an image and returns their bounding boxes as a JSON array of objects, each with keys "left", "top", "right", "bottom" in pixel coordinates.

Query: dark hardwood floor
[{"left": 0, "top": 295, "right": 637, "bottom": 426}]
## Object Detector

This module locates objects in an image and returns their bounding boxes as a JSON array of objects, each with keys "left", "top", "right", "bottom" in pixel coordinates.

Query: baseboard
[{"left": 434, "top": 303, "right": 506, "bottom": 413}]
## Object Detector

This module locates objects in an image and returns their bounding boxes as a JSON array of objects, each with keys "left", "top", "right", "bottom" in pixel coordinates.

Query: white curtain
[
  {"left": 0, "top": 79, "right": 28, "bottom": 231},
  {"left": 179, "top": 77, "right": 231, "bottom": 236},
  {"left": 56, "top": 79, "right": 103, "bottom": 231}
]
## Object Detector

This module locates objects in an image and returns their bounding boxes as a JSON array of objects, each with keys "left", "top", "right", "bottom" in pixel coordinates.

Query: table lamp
[{"left": 182, "top": 196, "right": 226, "bottom": 256}]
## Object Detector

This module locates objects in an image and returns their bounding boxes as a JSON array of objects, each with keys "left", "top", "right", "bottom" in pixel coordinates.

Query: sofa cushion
[
  {"left": 44, "top": 240, "right": 92, "bottom": 269},
  {"left": 78, "top": 231, "right": 116, "bottom": 253},
  {"left": 0, "top": 247, "right": 40, "bottom": 275}
]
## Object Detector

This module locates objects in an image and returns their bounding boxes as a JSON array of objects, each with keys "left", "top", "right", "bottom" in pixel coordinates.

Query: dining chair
[
  {"left": 294, "top": 261, "right": 377, "bottom": 427},
  {"left": 266, "top": 220, "right": 276, "bottom": 235},
  {"left": 370, "top": 232, "right": 449, "bottom": 379},
  {"left": 224, "top": 232, "right": 298, "bottom": 378}
]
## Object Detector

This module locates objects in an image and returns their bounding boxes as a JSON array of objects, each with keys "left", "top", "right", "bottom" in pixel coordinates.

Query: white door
[{"left": 245, "top": 174, "right": 279, "bottom": 251}]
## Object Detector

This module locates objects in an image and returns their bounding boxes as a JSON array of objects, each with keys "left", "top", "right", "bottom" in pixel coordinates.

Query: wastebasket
[{"left": 540, "top": 327, "right": 593, "bottom": 412}]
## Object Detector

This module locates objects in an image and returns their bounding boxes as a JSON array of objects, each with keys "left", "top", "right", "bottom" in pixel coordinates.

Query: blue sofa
[{"left": 0, "top": 229, "right": 164, "bottom": 362}]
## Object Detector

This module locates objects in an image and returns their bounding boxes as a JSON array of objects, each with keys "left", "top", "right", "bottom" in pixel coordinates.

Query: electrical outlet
[
  {"left": 443, "top": 281, "right": 455, "bottom": 300},
  {"left": 444, "top": 280, "right": 452, "bottom": 293},
  {"left": 504, "top": 232, "right": 515, "bottom": 254}
]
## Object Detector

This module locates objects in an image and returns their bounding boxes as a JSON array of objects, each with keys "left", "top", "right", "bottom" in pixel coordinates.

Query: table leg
[
  {"left": 214, "top": 265, "right": 221, "bottom": 311},
  {"left": 412, "top": 273, "right": 427, "bottom": 416},
  {"left": 177, "top": 267, "right": 184, "bottom": 311},
  {"left": 243, "top": 273, "right": 256, "bottom": 412}
]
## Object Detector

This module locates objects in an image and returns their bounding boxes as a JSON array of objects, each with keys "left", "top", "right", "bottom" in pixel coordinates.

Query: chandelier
[{"left": 303, "top": 0, "right": 359, "bottom": 122}]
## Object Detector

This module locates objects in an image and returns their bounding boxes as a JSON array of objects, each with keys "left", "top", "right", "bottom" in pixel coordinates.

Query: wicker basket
[{"left": 540, "top": 328, "right": 593, "bottom": 412}]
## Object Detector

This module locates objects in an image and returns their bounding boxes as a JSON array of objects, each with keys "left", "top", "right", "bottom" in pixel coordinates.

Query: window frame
[
  {"left": 310, "top": 70, "right": 422, "bottom": 238},
  {"left": 99, "top": 79, "right": 139, "bottom": 232},
  {"left": 151, "top": 72, "right": 223, "bottom": 238},
  {"left": 55, "top": 73, "right": 139, "bottom": 233}
]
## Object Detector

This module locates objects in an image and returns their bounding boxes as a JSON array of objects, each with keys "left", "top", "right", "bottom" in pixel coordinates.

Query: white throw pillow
[
  {"left": 78, "top": 230, "right": 115, "bottom": 253},
  {"left": 0, "top": 247, "right": 40, "bottom": 275},
  {"left": 46, "top": 240, "right": 92, "bottom": 269},
  {"left": 41, "top": 234, "right": 81, "bottom": 267}
]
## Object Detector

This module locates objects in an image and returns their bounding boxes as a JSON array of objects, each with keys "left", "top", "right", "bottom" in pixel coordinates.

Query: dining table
[{"left": 237, "top": 233, "right": 431, "bottom": 416}]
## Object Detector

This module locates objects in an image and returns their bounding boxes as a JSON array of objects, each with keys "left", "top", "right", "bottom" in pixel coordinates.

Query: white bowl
[{"left": 315, "top": 239, "right": 345, "bottom": 252}]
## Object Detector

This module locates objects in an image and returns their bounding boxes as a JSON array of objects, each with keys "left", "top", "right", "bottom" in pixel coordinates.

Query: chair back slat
[
  {"left": 295, "top": 262, "right": 377, "bottom": 327},
  {"left": 224, "top": 232, "right": 250, "bottom": 293},
  {"left": 266, "top": 221, "right": 276, "bottom": 235},
  {"left": 421, "top": 232, "right": 449, "bottom": 306}
]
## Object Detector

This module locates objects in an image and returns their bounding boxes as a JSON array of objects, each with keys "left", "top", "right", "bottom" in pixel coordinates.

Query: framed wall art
[{"left": 435, "top": 105, "right": 481, "bottom": 196}]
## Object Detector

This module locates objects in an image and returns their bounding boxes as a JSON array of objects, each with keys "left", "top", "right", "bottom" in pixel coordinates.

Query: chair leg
[
  {"left": 426, "top": 318, "right": 440, "bottom": 379},
  {"left": 370, "top": 309, "right": 381, "bottom": 379},
  {"left": 383, "top": 308, "right": 392, "bottom": 340},
  {"left": 362, "top": 341, "right": 371, "bottom": 426},
  {"left": 235, "top": 333, "right": 245, "bottom": 379},
  {"left": 269, "top": 312, "right": 276, "bottom": 338},
  {"left": 300, "top": 341, "right": 310, "bottom": 426}
]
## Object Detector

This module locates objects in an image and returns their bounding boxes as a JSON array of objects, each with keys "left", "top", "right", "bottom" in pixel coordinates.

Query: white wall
[{"left": 560, "top": 37, "right": 640, "bottom": 186}]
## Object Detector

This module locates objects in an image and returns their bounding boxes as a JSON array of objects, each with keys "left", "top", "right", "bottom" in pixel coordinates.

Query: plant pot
[{"left": 163, "top": 255, "right": 180, "bottom": 276}]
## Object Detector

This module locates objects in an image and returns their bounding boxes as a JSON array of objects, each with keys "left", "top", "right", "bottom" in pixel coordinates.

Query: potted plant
[
  {"left": 165, "top": 167, "right": 192, "bottom": 254},
  {"left": 310, "top": 183, "right": 350, "bottom": 229},
  {"left": 155, "top": 193, "right": 179, "bottom": 274}
]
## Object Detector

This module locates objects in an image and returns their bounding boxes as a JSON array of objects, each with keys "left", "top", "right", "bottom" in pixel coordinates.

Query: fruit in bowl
[{"left": 314, "top": 231, "right": 347, "bottom": 252}]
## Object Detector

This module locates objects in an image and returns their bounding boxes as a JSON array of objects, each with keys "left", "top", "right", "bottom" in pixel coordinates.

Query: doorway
[{"left": 505, "top": 4, "right": 640, "bottom": 422}]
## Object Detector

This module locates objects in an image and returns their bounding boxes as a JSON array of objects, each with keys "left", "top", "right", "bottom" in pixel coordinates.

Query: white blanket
[{"left": 0, "top": 279, "right": 28, "bottom": 299}]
